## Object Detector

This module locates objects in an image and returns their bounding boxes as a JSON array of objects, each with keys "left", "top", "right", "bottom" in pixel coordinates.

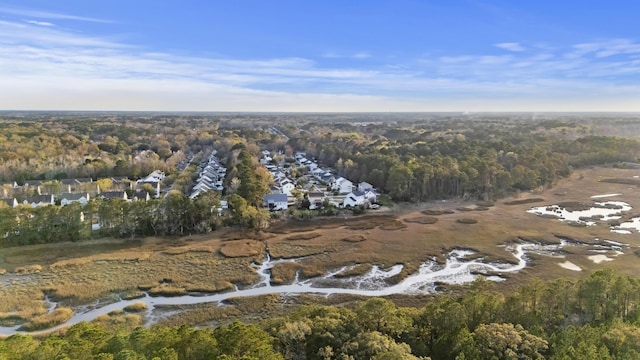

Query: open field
[{"left": 2, "top": 167, "right": 640, "bottom": 328}]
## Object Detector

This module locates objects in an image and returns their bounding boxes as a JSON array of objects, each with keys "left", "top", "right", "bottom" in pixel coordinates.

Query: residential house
[
  {"left": 363, "top": 189, "right": 379, "bottom": 204},
  {"left": 342, "top": 191, "right": 366, "bottom": 208},
  {"left": 358, "top": 181, "right": 374, "bottom": 193},
  {"left": 60, "top": 178, "right": 94, "bottom": 192},
  {"left": 137, "top": 170, "right": 165, "bottom": 184},
  {"left": 21, "top": 194, "right": 55, "bottom": 207},
  {"left": 308, "top": 192, "right": 325, "bottom": 210},
  {"left": 331, "top": 177, "right": 353, "bottom": 194},
  {"left": 137, "top": 181, "right": 160, "bottom": 198},
  {"left": 279, "top": 179, "right": 295, "bottom": 196},
  {"left": 97, "top": 191, "right": 128, "bottom": 201},
  {"left": 263, "top": 193, "right": 288, "bottom": 211},
  {"left": 59, "top": 192, "right": 90, "bottom": 206},
  {"left": 1, "top": 198, "right": 18, "bottom": 208},
  {"left": 131, "top": 191, "right": 151, "bottom": 201}
]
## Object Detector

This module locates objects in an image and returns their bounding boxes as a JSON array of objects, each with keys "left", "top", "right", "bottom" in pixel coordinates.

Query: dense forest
[
  {"left": 2, "top": 269, "right": 640, "bottom": 359},
  {"left": 285, "top": 118, "right": 640, "bottom": 201}
]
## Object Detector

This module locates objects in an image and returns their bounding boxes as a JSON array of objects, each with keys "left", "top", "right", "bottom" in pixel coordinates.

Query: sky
[{"left": 1, "top": 1, "right": 640, "bottom": 112}]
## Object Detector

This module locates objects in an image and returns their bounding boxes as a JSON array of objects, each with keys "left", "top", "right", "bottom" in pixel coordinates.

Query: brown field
[{"left": 2, "top": 167, "right": 640, "bottom": 328}]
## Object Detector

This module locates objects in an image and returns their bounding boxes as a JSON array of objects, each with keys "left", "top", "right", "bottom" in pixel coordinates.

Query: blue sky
[{"left": 1, "top": 1, "right": 640, "bottom": 111}]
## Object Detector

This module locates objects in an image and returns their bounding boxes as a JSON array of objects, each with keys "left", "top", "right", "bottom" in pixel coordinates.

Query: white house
[
  {"left": 264, "top": 193, "right": 288, "bottom": 211},
  {"left": 308, "top": 192, "right": 325, "bottom": 210},
  {"left": 59, "top": 192, "right": 90, "bottom": 206},
  {"left": 363, "top": 189, "right": 379, "bottom": 203},
  {"left": 332, "top": 177, "right": 353, "bottom": 194},
  {"left": 358, "top": 181, "right": 374, "bottom": 193},
  {"left": 279, "top": 180, "right": 295, "bottom": 196},
  {"left": 342, "top": 191, "right": 366, "bottom": 208},
  {"left": 137, "top": 170, "right": 165, "bottom": 184}
]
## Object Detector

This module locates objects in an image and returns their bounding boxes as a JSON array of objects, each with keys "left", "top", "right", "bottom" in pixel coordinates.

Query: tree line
[
  {"left": 2, "top": 269, "right": 640, "bottom": 359},
  {"left": 288, "top": 120, "right": 640, "bottom": 201},
  {"left": 0, "top": 191, "right": 221, "bottom": 246}
]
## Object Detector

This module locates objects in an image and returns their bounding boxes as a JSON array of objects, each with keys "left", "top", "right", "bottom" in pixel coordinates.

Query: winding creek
[{"left": 0, "top": 241, "right": 572, "bottom": 336}]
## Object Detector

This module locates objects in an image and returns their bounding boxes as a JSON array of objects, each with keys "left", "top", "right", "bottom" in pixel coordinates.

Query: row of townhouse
[
  {"left": 1, "top": 190, "right": 151, "bottom": 208},
  {"left": 1, "top": 171, "right": 167, "bottom": 208},
  {"left": 190, "top": 150, "right": 226, "bottom": 199}
]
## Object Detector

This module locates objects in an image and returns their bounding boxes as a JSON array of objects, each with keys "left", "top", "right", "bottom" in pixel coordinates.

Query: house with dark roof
[
  {"left": 131, "top": 191, "right": 151, "bottom": 201},
  {"left": 21, "top": 194, "right": 55, "bottom": 207},
  {"left": 97, "top": 191, "right": 128, "bottom": 201},
  {"left": 1, "top": 198, "right": 18, "bottom": 208},
  {"left": 263, "top": 193, "right": 288, "bottom": 211}
]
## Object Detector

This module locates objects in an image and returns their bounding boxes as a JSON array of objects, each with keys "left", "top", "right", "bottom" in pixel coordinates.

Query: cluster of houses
[
  {"left": 261, "top": 150, "right": 379, "bottom": 212},
  {"left": 1, "top": 171, "right": 165, "bottom": 209},
  {"left": 190, "top": 150, "right": 226, "bottom": 199}
]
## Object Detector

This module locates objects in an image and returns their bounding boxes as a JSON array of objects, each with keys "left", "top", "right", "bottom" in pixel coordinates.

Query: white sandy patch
[
  {"left": 591, "top": 193, "right": 622, "bottom": 198},
  {"left": 611, "top": 229, "right": 632, "bottom": 234},
  {"left": 559, "top": 261, "right": 582, "bottom": 271},
  {"left": 588, "top": 254, "right": 614, "bottom": 264}
]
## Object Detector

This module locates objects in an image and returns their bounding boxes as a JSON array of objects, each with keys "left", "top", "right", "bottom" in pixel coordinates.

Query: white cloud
[
  {"left": 0, "top": 10, "right": 639, "bottom": 111},
  {"left": 322, "top": 51, "right": 371, "bottom": 59},
  {"left": 0, "top": 6, "right": 111, "bottom": 23},
  {"left": 495, "top": 42, "right": 525, "bottom": 52},
  {"left": 24, "top": 19, "right": 54, "bottom": 27}
]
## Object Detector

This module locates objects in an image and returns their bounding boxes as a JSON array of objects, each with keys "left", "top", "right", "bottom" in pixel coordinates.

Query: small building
[
  {"left": 1, "top": 198, "right": 18, "bottom": 208},
  {"left": 332, "top": 177, "right": 354, "bottom": 194},
  {"left": 343, "top": 191, "right": 366, "bottom": 208},
  {"left": 131, "top": 191, "right": 151, "bottom": 201},
  {"left": 263, "top": 193, "right": 288, "bottom": 211},
  {"left": 97, "top": 191, "right": 128, "bottom": 201},
  {"left": 308, "top": 192, "right": 325, "bottom": 210},
  {"left": 59, "top": 192, "right": 90, "bottom": 206},
  {"left": 22, "top": 194, "right": 55, "bottom": 207},
  {"left": 279, "top": 180, "right": 295, "bottom": 196},
  {"left": 358, "top": 181, "right": 374, "bottom": 193},
  {"left": 137, "top": 170, "right": 165, "bottom": 184}
]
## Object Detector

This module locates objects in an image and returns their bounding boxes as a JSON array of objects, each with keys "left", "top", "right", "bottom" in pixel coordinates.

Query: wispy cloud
[
  {"left": 322, "top": 51, "right": 371, "bottom": 59},
  {"left": 24, "top": 19, "right": 54, "bottom": 27},
  {"left": 1, "top": 7, "right": 639, "bottom": 111},
  {"left": 495, "top": 42, "right": 525, "bottom": 52},
  {"left": 0, "top": 6, "right": 111, "bottom": 23}
]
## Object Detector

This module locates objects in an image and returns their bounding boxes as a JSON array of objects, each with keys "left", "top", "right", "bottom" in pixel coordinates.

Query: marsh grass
[
  {"left": 19, "top": 307, "right": 73, "bottom": 331},
  {"left": 504, "top": 198, "right": 545, "bottom": 205},
  {"left": 404, "top": 216, "right": 438, "bottom": 224},
  {"left": 92, "top": 313, "right": 142, "bottom": 333},
  {"left": 148, "top": 286, "right": 187, "bottom": 297},
  {"left": 285, "top": 232, "right": 322, "bottom": 241},
  {"left": 333, "top": 263, "right": 372, "bottom": 278},
  {"left": 219, "top": 240, "right": 264, "bottom": 258},
  {"left": 379, "top": 220, "right": 407, "bottom": 230},
  {"left": 269, "top": 262, "right": 301, "bottom": 284},
  {"left": 342, "top": 235, "right": 366, "bottom": 242},
  {"left": 457, "top": 218, "right": 478, "bottom": 224},
  {"left": 3, "top": 167, "right": 640, "bottom": 327},
  {"left": 123, "top": 302, "right": 148, "bottom": 312}
]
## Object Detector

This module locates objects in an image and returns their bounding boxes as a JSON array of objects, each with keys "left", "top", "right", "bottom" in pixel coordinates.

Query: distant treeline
[
  {"left": 0, "top": 192, "right": 221, "bottom": 246},
  {"left": 288, "top": 120, "right": 640, "bottom": 201},
  {"left": 2, "top": 269, "right": 640, "bottom": 359}
]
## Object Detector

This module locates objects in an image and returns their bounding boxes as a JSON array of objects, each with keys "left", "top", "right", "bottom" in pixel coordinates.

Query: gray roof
[
  {"left": 265, "top": 193, "right": 288, "bottom": 202},
  {"left": 24, "top": 194, "right": 54, "bottom": 204},
  {"left": 352, "top": 191, "right": 365, "bottom": 197},
  {"left": 59, "top": 192, "right": 89, "bottom": 201}
]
